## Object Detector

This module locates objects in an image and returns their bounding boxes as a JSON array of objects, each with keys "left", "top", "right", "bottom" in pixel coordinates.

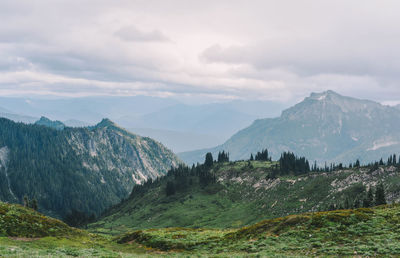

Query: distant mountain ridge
[
  {"left": 0, "top": 96, "right": 287, "bottom": 152},
  {"left": 35, "top": 116, "right": 65, "bottom": 130},
  {"left": 179, "top": 90, "right": 400, "bottom": 165},
  {"left": 0, "top": 117, "right": 180, "bottom": 218}
]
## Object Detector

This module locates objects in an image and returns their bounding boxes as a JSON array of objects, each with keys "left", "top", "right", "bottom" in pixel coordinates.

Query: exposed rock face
[
  {"left": 0, "top": 117, "right": 180, "bottom": 218},
  {"left": 180, "top": 91, "right": 400, "bottom": 165}
]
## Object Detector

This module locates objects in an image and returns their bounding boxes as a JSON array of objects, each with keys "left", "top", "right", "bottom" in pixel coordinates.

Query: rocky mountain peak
[
  {"left": 35, "top": 116, "right": 65, "bottom": 130},
  {"left": 309, "top": 90, "right": 339, "bottom": 101},
  {"left": 95, "top": 118, "right": 116, "bottom": 128}
]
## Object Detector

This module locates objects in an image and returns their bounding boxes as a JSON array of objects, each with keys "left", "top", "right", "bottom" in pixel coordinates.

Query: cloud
[
  {"left": 114, "top": 25, "right": 169, "bottom": 42},
  {"left": 0, "top": 0, "right": 400, "bottom": 105}
]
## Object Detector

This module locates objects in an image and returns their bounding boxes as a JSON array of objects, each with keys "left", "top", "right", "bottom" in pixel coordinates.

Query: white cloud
[
  {"left": 0, "top": 0, "right": 400, "bottom": 104},
  {"left": 114, "top": 25, "right": 169, "bottom": 42}
]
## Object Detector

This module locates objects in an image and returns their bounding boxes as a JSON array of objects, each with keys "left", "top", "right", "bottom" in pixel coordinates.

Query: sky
[{"left": 1, "top": 0, "right": 400, "bottom": 105}]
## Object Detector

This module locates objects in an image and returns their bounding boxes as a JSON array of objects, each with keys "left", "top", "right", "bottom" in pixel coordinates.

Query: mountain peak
[
  {"left": 35, "top": 116, "right": 65, "bottom": 130},
  {"left": 95, "top": 118, "right": 116, "bottom": 128},
  {"left": 309, "top": 90, "right": 341, "bottom": 101}
]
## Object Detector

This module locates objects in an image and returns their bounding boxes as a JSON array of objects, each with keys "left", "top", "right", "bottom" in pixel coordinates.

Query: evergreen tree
[
  {"left": 363, "top": 187, "right": 374, "bottom": 207},
  {"left": 166, "top": 181, "right": 176, "bottom": 196},
  {"left": 217, "top": 151, "right": 229, "bottom": 163},
  {"left": 204, "top": 153, "right": 214, "bottom": 168},
  {"left": 250, "top": 154, "right": 254, "bottom": 161},
  {"left": 255, "top": 149, "right": 270, "bottom": 161},
  {"left": 375, "top": 183, "right": 386, "bottom": 205}
]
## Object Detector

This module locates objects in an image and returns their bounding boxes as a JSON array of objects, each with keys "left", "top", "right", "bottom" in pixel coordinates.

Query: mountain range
[
  {"left": 0, "top": 96, "right": 286, "bottom": 152},
  {"left": 180, "top": 90, "right": 400, "bottom": 165},
  {"left": 0, "top": 117, "right": 179, "bottom": 218}
]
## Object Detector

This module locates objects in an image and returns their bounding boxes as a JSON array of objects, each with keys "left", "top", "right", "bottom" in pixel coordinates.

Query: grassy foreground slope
[
  {"left": 117, "top": 204, "right": 400, "bottom": 256},
  {"left": 0, "top": 201, "right": 150, "bottom": 257},
  {"left": 2, "top": 200, "right": 400, "bottom": 256},
  {"left": 90, "top": 160, "right": 400, "bottom": 234}
]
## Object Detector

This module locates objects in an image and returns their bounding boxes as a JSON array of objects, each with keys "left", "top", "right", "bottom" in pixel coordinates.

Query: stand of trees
[
  {"left": 217, "top": 151, "right": 229, "bottom": 163},
  {"left": 278, "top": 152, "right": 310, "bottom": 176},
  {"left": 127, "top": 152, "right": 218, "bottom": 199},
  {"left": 164, "top": 153, "right": 217, "bottom": 196},
  {"left": 325, "top": 182, "right": 386, "bottom": 211}
]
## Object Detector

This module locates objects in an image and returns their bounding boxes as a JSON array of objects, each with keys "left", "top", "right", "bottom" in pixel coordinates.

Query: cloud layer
[{"left": 0, "top": 0, "right": 400, "bottom": 104}]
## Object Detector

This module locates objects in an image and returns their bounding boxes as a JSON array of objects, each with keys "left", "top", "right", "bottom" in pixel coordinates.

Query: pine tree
[
  {"left": 217, "top": 151, "right": 229, "bottom": 163},
  {"left": 166, "top": 181, "right": 176, "bottom": 196},
  {"left": 363, "top": 187, "right": 374, "bottom": 207},
  {"left": 375, "top": 183, "right": 386, "bottom": 205},
  {"left": 204, "top": 152, "right": 214, "bottom": 168},
  {"left": 250, "top": 154, "right": 254, "bottom": 161}
]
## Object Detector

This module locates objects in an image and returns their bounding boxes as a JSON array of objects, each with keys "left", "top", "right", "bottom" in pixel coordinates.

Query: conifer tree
[
  {"left": 166, "top": 181, "right": 176, "bottom": 196},
  {"left": 375, "top": 183, "right": 386, "bottom": 205},
  {"left": 204, "top": 152, "right": 214, "bottom": 168},
  {"left": 217, "top": 151, "right": 229, "bottom": 163},
  {"left": 363, "top": 187, "right": 374, "bottom": 207}
]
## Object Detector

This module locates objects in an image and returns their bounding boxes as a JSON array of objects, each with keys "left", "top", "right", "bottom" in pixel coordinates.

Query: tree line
[{"left": 324, "top": 182, "right": 386, "bottom": 211}]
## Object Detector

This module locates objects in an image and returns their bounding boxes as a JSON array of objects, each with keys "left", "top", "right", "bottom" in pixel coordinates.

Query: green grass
[
  {"left": 2, "top": 201, "right": 400, "bottom": 256},
  {"left": 115, "top": 204, "right": 400, "bottom": 256}
]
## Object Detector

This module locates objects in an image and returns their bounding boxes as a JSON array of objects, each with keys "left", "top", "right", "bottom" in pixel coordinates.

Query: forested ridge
[{"left": 0, "top": 117, "right": 179, "bottom": 219}]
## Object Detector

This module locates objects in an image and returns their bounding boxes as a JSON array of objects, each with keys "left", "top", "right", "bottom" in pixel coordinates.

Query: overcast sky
[{"left": 1, "top": 0, "right": 400, "bottom": 105}]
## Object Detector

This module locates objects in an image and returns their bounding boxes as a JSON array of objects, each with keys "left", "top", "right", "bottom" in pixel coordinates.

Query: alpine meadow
[{"left": 2, "top": 1, "right": 400, "bottom": 257}]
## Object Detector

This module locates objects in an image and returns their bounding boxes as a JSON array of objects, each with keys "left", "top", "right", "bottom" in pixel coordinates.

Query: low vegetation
[{"left": 2, "top": 200, "right": 400, "bottom": 256}]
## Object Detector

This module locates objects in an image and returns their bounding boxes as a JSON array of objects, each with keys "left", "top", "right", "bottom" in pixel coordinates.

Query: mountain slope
[
  {"left": 90, "top": 160, "right": 399, "bottom": 233},
  {"left": 115, "top": 204, "right": 400, "bottom": 256},
  {"left": 0, "top": 201, "right": 80, "bottom": 238},
  {"left": 0, "top": 117, "right": 180, "bottom": 219},
  {"left": 180, "top": 90, "right": 400, "bottom": 164},
  {"left": 4, "top": 199, "right": 400, "bottom": 257}
]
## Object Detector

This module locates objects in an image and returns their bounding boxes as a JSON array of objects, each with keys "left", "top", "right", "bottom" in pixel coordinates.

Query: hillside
[
  {"left": 89, "top": 159, "right": 399, "bottom": 234},
  {"left": 180, "top": 90, "right": 400, "bottom": 165},
  {"left": 0, "top": 201, "right": 150, "bottom": 256},
  {"left": 115, "top": 204, "right": 400, "bottom": 256},
  {"left": 0, "top": 117, "right": 180, "bottom": 219},
  {"left": 3, "top": 200, "right": 400, "bottom": 256},
  {"left": 0, "top": 201, "right": 80, "bottom": 238}
]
